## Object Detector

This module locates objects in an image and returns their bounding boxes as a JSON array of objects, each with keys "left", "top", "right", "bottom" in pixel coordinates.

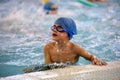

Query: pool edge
[{"left": 0, "top": 60, "right": 120, "bottom": 80}]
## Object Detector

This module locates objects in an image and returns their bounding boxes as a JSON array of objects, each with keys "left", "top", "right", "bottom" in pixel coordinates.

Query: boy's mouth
[{"left": 52, "top": 33, "right": 58, "bottom": 36}]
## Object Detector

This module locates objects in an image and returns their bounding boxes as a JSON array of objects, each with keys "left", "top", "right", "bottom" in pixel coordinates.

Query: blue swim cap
[
  {"left": 54, "top": 17, "right": 77, "bottom": 40},
  {"left": 44, "top": 2, "right": 54, "bottom": 11}
]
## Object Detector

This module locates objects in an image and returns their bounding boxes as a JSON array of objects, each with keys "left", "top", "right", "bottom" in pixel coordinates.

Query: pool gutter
[{"left": 0, "top": 60, "right": 120, "bottom": 80}]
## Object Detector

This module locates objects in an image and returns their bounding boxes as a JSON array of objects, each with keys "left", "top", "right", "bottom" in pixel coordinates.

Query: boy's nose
[{"left": 52, "top": 28, "right": 57, "bottom": 32}]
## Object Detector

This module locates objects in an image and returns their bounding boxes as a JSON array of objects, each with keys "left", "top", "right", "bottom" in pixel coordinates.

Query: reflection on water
[{"left": 0, "top": 0, "right": 120, "bottom": 77}]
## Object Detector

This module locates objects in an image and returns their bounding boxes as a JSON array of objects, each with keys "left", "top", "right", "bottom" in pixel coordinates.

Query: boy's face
[{"left": 51, "top": 24, "right": 69, "bottom": 41}]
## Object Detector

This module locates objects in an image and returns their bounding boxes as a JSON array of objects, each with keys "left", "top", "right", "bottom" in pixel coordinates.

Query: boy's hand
[{"left": 92, "top": 57, "right": 107, "bottom": 66}]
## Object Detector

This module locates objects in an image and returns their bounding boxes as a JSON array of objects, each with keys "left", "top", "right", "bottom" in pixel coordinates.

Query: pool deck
[{"left": 0, "top": 60, "right": 120, "bottom": 80}]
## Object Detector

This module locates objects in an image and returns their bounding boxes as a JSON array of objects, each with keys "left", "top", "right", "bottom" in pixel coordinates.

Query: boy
[
  {"left": 43, "top": 0, "right": 58, "bottom": 14},
  {"left": 44, "top": 17, "right": 107, "bottom": 66},
  {"left": 24, "top": 17, "right": 107, "bottom": 73}
]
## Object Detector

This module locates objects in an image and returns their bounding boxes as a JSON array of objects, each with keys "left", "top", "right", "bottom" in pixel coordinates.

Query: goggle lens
[{"left": 51, "top": 25, "right": 66, "bottom": 32}]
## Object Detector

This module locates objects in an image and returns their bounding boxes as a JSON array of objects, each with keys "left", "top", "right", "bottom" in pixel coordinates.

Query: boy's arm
[
  {"left": 73, "top": 44, "right": 107, "bottom": 65},
  {"left": 44, "top": 45, "right": 52, "bottom": 64}
]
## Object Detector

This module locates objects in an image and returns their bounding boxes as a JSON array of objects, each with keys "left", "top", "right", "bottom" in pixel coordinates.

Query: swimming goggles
[{"left": 51, "top": 25, "right": 66, "bottom": 32}]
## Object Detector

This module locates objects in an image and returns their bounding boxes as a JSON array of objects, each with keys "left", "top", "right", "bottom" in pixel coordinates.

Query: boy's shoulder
[
  {"left": 69, "top": 42, "right": 79, "bottom": 47},
  {"left": 70, "top": 42, "right": 83, "bottom": 49},
  {"left": 46, "top": 42, "right": 55, "bottom": 45},
  {"left": 44, "top": 42, "right": 55, "bottom": 48}
]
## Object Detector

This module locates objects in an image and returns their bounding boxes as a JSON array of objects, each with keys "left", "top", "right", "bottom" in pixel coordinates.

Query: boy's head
[{"left": 54, "top": 17, "right": 77, "bottom": 40}]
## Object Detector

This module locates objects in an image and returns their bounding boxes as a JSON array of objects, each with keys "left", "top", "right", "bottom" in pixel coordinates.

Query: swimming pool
[{"left": 0, "top": 0, "right": 120, "bottom": 77}]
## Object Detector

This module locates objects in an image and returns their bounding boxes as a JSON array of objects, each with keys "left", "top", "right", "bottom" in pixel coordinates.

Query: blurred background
[{"left": 0, "top": 0, "right": 120, "bottom": 77}]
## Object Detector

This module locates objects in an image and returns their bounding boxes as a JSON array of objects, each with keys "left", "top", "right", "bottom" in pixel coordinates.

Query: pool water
[{"left": 0, "top": 0, "right": 120, "bottom": 77}]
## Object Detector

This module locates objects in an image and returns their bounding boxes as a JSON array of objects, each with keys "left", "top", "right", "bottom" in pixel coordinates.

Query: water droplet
[{"left": 57, "top": 49, "right": 59, "bottom": 52}]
